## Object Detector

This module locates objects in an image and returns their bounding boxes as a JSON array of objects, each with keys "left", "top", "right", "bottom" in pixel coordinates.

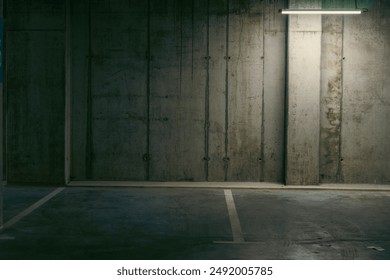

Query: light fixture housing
[{"left": 279, "top": 8, "right": 367, "bottom": 15}]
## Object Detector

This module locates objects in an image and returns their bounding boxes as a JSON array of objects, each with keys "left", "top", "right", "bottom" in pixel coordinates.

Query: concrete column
[{"left": 285, "top": 0, "right": 322, "bottom": 185}]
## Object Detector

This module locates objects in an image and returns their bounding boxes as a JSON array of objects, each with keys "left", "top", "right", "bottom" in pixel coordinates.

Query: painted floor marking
[
  {"left": 2, "top": 187, "right": 65, "bottom": 230},
  {"left": 224, "top": 189, "right": 245, "bottom": 243}
]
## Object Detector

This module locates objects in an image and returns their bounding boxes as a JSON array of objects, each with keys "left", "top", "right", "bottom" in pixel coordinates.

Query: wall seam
[
  {"left": 2, "top": 0, "right": 6, "bottom": 183},
  {"left": 64, "top": 0, "right": 72, "bottom": 184},
  {"left": 0, "top": 0, "right": 4, "bottom": 229},
  {"left": 204, "top": 0, "right": 210, "bottom": 181},
  {"left": 224, "top": 0, "right": 229, "bottom": 182},
  {"left": 191, "top": 0, "right": 194, "bottom": 80},
  {"left": 260, "top": 0, "right": 265, "bottom": 182},
  {"left": 337, "top": 15, "right": 345, "bottom": 183},
  {"left": 179, "top": 0, "right": 183, "bottom": 97},
  {"left": 146, "top": 0, "right": 151, "bottom": 180},
  {"left": 86, "top": 0, "right": 92, "bottom": 180},
  {"left": 283, "top": 8, "right": 289, "bottom": 185}
]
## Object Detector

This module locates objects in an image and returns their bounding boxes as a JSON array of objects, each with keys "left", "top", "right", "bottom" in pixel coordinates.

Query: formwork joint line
[{"left": 2, "top": 187, "right": 65, "bottom": 230}]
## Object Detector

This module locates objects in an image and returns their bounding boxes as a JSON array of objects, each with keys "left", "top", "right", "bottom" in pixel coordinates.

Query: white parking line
[
  {"left": 224, "top": 189, "right": 245, "bottom": 243},
  {"left": 2, "top": 187, "right": 65, "bottom": 230}
]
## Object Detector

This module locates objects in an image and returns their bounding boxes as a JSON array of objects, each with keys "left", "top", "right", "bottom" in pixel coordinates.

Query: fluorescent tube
[{"left": 279, "top": 9, "right": 364, "bottom": 15}]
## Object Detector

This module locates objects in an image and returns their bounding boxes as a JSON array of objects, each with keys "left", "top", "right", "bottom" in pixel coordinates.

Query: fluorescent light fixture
[{"left": 279, "top": 9, "right": 366, "bottom": 15}]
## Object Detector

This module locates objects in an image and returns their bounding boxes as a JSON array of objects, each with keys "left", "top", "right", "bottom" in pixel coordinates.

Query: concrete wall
[
  {"left": 5, "top": 0, "right": 65, "bottom": 184},
  {"left": 340, "top": 0, "right": 390, "bottom": 183},
  {"left": 69, "top": 0, "right": 286, "bottom": 182},
  {"left": 3, "top": 0, "right": 390, "bottom": 185}
]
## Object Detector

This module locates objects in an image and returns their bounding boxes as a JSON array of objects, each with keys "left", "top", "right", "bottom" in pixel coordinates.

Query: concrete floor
[{"left": 0, "top": 186, "right": 389, "bottom": 260}]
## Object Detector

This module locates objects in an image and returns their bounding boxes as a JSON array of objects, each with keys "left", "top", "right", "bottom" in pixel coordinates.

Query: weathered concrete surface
[
  {"left": 71, "top": 0, "right": 149, "bottom": 181},
  {"left": 6, "top": 0, "right": 389, "bottom": 185},
  {"left": 227, "top": 1, "right": 263, "bottom": 181},
  {"left": 7, "top": 31, "right": 65, "bottom": 183},
  {"left": 286, "top": 0, "right": 322, "bottom": 185},
  {"left": 149, "top": 0, "right": 206, "bottom": 181},
  {"left": 149, "top": 0, "right": 182, "bottom": 180},
  {"left": 6, "top": 0, "right": 65, "bottom": 184},
  {"left": 341, "top": 1, "right": 390, "bottom": 183},
  {"left": 320, "top": 16, "right": 343, "bottom": 183},
  {"left": 157, "top": 0, "right": 207, "bottom": 181},
  {"left": 208, "top": 0, "right": 228, "bottom": 181},
  {"left": 263, "top": 0, "right": 287, "bottom": 182},
  {"left": 6, "top": 0, "right": 65, "bottom": 31},
  {"left": 70, "top": 0, "right": 89, "bottom": 180},
  {"left": 90, "top": 1, "right": 148, "bottom": 180},
  {"left": 181, "top": 0, "right": 209, "bottom": 181},
  {"left": 67, "top": 0, "right": 286, "bottom": 182}
]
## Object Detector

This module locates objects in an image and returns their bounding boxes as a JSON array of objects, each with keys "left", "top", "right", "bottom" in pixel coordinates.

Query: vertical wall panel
[
  {"left": 7, "top": 31, "right": 65, "bottom": 183},
  {"left": 285, "top": 0, "right": 322, "bottom": 185},
  {"left": 5, "top": 0, "right": 66, "bottom": 184},
  {"left": 227, "top": 0, "right": 263, "bottom": 181},
  {"left": 208, "top": 0, "right": 228, "bottom": 181},
  {"left": 172, "top": 0, "right": 208, "bottom": 181},
  {"left": 149, "top": 0, "right": 208, "bottom": 181},
  {"left": 89, "top": 0, "right": 148, "bottom": 180},
  {"left": 319, "top": 16, "right": 343, "bottom": 183},
  {"left": 70, "top": 0, "right": 89, "bottom": 180},
  {"left": 341, "top": 2, "right": 390, "bottom": 183},
  {"left": 65, "top": 0, "right": 71, "bottom": 184},
  {"left": 263, "top": 0, "right": 286, "bottom": 182},
  {"left": 149, "top": 0, "right": 182, "bottom": 180}
]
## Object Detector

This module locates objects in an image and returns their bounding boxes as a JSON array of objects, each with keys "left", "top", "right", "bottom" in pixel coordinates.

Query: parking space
[{"left": 0, "top": 187, "right": 389, "bottom": 260}]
